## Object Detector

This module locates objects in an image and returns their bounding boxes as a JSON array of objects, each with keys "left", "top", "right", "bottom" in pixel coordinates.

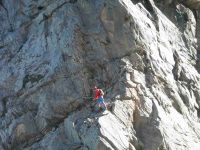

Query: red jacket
[{"left": 93, "top": 89, "right": 101, "bottom": 100}]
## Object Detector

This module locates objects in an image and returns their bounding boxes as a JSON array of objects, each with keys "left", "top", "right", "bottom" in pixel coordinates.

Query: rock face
[{"left": 0, "top": 0, "right": 200, "bottom": 149}]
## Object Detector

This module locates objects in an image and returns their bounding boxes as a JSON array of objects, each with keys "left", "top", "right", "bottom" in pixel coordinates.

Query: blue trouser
[{"left": 97, "top": 96, "right": 104, "bottom": 104}]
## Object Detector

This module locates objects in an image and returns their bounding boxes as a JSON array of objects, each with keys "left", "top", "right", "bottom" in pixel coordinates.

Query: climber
[{"left": 93, "top": 86, "right": 107, "bottom": 111}]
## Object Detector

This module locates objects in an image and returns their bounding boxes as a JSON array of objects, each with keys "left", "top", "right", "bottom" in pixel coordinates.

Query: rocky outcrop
[{"left": 0, "top": 0, "right": 200, "bottom": 150}]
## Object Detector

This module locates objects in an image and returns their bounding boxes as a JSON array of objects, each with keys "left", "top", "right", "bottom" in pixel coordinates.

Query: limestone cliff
[{"left": 0, "top": 0, "right": 200, "bottom": 150}]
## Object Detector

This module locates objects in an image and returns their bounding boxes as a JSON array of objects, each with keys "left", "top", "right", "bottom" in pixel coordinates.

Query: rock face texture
[{"left": 0, "top": 0, "right": 200, "bottom": 149}]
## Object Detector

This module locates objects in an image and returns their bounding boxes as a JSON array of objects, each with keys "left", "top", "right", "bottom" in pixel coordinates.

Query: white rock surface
[{"left": 0, "top": 0, "right": 200, "bottom": 150}]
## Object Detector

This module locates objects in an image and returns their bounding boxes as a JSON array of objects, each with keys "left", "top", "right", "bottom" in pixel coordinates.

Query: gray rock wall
[{"left": 0, "top": 0, "right": 200, "bottom": 150}]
